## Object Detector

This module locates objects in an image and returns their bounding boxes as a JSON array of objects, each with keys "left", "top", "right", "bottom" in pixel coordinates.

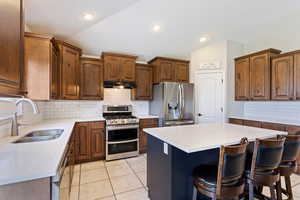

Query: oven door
[
  {"left": 106, "top": 140, "right": 139, "bottom": 160},
  {"left": 107, "top": 125, "right": 138, "bottom": 142}
]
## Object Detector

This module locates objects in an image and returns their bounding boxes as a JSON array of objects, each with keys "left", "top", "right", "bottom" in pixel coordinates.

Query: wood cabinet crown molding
[
  {"left": 24, "top": 32, "right": 53, "bottom": 40},
  {"left": 101, "top": 52, "right": 138, "bottom": 59},
  {"left": 148, "top": 56, "right": 189, "bottom": 64},
  {"left": 234, "top": 48, "right": 282, "bottom": 61},
  {"left": 54, "top": 39, "right": 82, "bottom": 54}
]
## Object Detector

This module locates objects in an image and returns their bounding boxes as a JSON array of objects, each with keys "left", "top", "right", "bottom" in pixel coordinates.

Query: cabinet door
[
  {"left": 174, "top": 62, "right": 189, "bottom": 82},
  {"left": 80, "top": 59, "right": 103, "bottom": 100},
  {"left": 139, "top": 119, "right": 158, "bottom": 153},
  {"left": 235, "top": 58, "right": 250, "bottom": 100},
  {"left": 250, "top": 53, "right": 270, "bottom": 100},
  {"left": 229, "top": 118, "right": 244, "bottom": 125},
  {"left": 133, "top": 65, "right": 153, "bottom": 100},
  {"left": 90, "top": 122, "right": 105, "bottom": 160},
  {"left": 243, "top": 120, "right": 261, "bottom": 128},
  {"left": 294, "top": 53, "right": 300, "bottom": 100},
  {"left": 0, "top": 0, "right": 23, "bottom": 94},
  {"left": 121, "top": 58, "right": 135, "bottom": 82},
  {"left": 75, "top": 123, "right": 91, "bottom": 163},
  {"left": 51, "top": 45, "right": 59, "bottom": 99},
  {"left": 261, "top": 122, "right": 286, "bottom": 131},
  {"left": 272, "top": 55, "right": 294, "bottom": 100},
  {"left": 160, "top": 60, "right": 174, "bottom": 82},
  {"left": 61, "top": 46, "right": 80, "bottom": 99},
  {"left": 104, "top": 56, "right": 120, "bottom": 81}
]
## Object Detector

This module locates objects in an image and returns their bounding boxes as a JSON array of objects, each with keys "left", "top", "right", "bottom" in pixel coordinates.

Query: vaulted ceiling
[{"left": 25, "top": 0, "right": 300, "bottom": 61}]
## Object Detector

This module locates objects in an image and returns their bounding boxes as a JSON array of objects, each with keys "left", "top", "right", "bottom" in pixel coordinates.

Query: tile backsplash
[
  {"left": 244, "top": 101, "right": 300, "bottom": 121},
  {"left": 0, "top": 89, "right": 149, "bottom": 137}
]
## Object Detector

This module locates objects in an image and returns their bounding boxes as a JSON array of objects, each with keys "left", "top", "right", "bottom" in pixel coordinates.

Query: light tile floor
[
  {"left": 71, "top": 153, "right": 300, "bottom": 200},
  {"left": 70, "top": 153, "right": 149, "bottom": 200}
]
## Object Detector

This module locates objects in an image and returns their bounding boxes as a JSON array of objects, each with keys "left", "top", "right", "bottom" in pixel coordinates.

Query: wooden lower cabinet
[
  {"left": 243, "top": 120, "right": 261, "bottom": 128},
  {"left": 261, "top": 122, "right": 286, "bottom": 131},
  {"left": 75, "top": 121, "right": 105, "bottom": 163},
  {"left": 139, "top": 118, "right": 158, "bottom": 153}
]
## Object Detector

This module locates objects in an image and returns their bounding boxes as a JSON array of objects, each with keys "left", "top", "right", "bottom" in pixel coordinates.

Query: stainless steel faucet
[{"left": 0, "top": 97, "right": 39, "bottom": 136}]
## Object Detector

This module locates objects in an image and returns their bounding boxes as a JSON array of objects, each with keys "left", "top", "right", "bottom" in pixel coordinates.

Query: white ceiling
[{"left": 25, "top": 0, "right": 300, "bottom": 61}]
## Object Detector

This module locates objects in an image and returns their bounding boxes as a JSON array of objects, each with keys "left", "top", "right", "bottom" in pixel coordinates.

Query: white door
[{"left": 195, "top": 72, "right": 224, "bottom": 123}]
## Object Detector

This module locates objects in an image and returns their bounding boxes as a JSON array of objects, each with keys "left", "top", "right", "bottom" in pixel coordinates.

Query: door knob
[{"left": 198, "top": 113, "right": 202, "bottom": 116}]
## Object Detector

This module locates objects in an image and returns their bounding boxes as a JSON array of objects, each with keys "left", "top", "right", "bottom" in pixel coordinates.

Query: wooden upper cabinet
[
  {"left": 235, "top": 49, "right": 281, "bottom": 101},
  {"left": 132, "top": 64, "right": 153, "bottom": 100},
  {"left": 294, "top": 52, "right": 300, "bottom": 100},
  {"left": 271, "top": 55, "right": 294, "bottom": 100},
  {"left": 103, "top": 55, "right": 120, "bottom": 82},
  {"left": 0, "top": 0, "right": 24, "bottom": 95},
  {"left": 235, "top": 57, "right": 250, "bottom": 100},
  {"left": 102, "top": 52, "right": 137, "bottom": 82},
  {"left": 174, "top": 62, "right": 189, "bottom": 82},
  {"left": 250, "top": 53, "right": 270, "bottom": 100},
  {"left": 121, "top": 58, "right": 136, "bottom": 82},
  {"left": 24, "top": 32, "right": 59, "bottom": 100},
  {"left": 149, "top": 57, "right": 189, "bottom": 84},
  {"left": 57, "top": 41, "right": 81, "bottom": 100},
  {"left": 80, "top": 58, "right": 103, "bottom": 100}
]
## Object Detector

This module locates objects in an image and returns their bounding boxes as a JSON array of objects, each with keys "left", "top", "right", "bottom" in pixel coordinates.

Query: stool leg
[
  {"left": 192, "top": 186, "right": 197, "bottom": 200},
  {"left": 249, "top": 181, "right": 254, "bottom": 200},
  {"left": 285, "top": 176, "right": 294, "bottom": 200},
  {"left": 276, "top": 178, "right": 283, "bottom": 200},
  {"left": 270, "top": 185, "right": 276, "bottom": 200}
]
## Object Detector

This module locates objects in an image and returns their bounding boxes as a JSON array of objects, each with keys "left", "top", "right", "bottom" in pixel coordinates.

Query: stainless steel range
[{"left": 103, "top": 105, "right": 139, "bottom": 161}]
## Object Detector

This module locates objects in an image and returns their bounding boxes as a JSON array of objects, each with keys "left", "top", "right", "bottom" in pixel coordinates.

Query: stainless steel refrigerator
[{"left": 150, "top": 82, "right": 194, "bottom": 127}]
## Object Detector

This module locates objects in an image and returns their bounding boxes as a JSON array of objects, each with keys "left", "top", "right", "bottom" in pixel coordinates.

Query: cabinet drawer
[
  {"left": 91, "top": 121, "right": 105, "bottom": 129},
  {"left": 229, "top": 118, "right": 244, "bottom": 125},
  {"left": 243, "top": 120, "right": 261, "bottom": 128},
  {"left": 261, "top": 122, "right": 286, "bottom": 131},
  {"left": 140, "top": 118, "right": 158, "bottom": 128}
]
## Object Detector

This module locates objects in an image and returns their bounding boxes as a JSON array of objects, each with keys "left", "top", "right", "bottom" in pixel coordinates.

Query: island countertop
[{"left": 144, "top": 123, "right": 287, "bottom": 153}]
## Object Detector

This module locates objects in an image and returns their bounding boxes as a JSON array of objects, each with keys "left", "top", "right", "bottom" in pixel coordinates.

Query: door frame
[{"left": 194, "top": 70, "right": 226, "bottom": 123}]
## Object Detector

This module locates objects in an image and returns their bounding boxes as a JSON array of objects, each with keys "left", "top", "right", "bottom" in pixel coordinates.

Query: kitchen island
[{"left": 144, "top": 123, "right": 287, "bottom": 200}]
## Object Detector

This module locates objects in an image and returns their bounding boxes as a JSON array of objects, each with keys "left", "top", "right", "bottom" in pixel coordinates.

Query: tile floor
[
  {"left": 68, "top": 154, "right": 149, "bottom": 200},
  {"left": 67, "top": 153, "right": 300, "bottom": 200}
]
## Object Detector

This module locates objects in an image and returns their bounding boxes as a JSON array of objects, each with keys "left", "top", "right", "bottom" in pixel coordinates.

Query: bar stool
[
  {"left": 276, "top": 133, "right": 300, "bottom": 200},
  {"left": 192, "top": 138, "right": 248, "bottom": 200},
  {"left": 246, "top": 136, "right": 285, "bottom": 200}
]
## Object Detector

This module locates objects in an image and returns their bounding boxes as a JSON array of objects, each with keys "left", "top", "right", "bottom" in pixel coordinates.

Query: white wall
[{"left": 190, "top": 40, "right": 245, "bottom": 121}]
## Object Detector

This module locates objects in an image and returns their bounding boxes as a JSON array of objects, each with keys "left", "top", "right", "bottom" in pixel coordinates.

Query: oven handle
[
  {"left": 107, "top": 139, "right": 138, "bottom": 144},
  {"left": 107, "top": 125, "right": 139, "bottom": 130}
]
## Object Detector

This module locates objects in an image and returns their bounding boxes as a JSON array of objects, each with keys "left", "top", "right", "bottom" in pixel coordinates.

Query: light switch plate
[{"left": 163, "top": 143, "right": 168, "bottom": 155}]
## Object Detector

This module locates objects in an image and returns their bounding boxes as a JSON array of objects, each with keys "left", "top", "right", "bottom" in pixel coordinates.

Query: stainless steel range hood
[{"left": 103, "top": 81, "right": 136, "bottom": 89}]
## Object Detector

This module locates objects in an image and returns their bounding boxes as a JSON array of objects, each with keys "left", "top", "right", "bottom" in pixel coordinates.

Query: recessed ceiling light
[
  {"left": 199, "top": 37, "right": 207, "bottom": 43},
  {"left": 83, "top": 13, "right": 95, "bottom": 21},
  {"left": 153, "top": 25, "right": 161, "bottom": 32}
]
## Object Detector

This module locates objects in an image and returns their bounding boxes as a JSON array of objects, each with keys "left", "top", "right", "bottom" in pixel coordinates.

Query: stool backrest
[
  {"left": 251, "top": 136, "right": 285, "bottom": 173},
  {"left": 216, "top": 138, "right": 248, "bottom": 197},
  {"left": 282, "top": 134, "right": 300, "bottom": 162}
]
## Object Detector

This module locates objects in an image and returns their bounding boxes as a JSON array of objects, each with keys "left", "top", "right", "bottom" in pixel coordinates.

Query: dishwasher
[{"left": 51, "top": 142, "right": 72, "bottom": 200}]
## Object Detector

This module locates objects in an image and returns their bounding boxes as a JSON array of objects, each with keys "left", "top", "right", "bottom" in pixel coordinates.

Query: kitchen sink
[
  {"left": 13, "top": 129, "right": 64, "bottom": 143},
  {"left": 25, "top": 129, "right": 64, "bottom": 137}
]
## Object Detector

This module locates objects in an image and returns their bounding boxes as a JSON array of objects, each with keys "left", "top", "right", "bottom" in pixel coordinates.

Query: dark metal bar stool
[
  {"left": 246, "top": 136, "right": 285, "bottom": 200},
  {"left": 192, "top": 138, "right": 248, "bottom": 200},
  {"left": 276, "top": 133, "right": 300, "bottom": 200}
]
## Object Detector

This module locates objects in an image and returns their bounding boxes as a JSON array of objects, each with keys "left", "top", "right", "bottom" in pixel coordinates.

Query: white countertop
[
  {"left": 135, "top": 114, "right": 158, "bottom": 119},
  {"left": 229, "top": 115, "right": 300, "bottom": 127},
  {"left": 0, "top": 117, "right": 104, "bottom": 186},
  {"left": 144, "top": 123, "right": 287, "bottom": 153}
]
